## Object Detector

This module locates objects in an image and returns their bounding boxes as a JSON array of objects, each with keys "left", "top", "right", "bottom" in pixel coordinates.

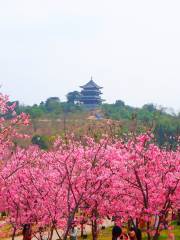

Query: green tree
[
  {"left": 115, "top": 100, "right": 125, "bottom": 107},
  {"left": 142, "top": 103, "right": 157, "bottom": 112},
  {"left": 45, "top": 97, "right": 61, "bottom": 112},
  {"left": 66, "top": 91, "right": 81, "bottom": 104}
]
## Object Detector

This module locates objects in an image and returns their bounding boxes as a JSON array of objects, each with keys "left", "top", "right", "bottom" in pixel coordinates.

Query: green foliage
[
  {"left": 15, "top": 97, "right": 85, "bottom": 120},
  {"left": 66, "top": 91, "right": 81, "bottom": 104},
  {"left": 102, "top": 103, "right": 133, "bottom": 120},
  {"left": 102, "top": 101, "right": 180, "bottom": 147},
  {"left": 25, "top": 105, "right": 45, "bottom": 118},
  {"left": 45, "top": 97, "right": 61, "bottom": 113},
  {"left": 115, "top": 100, "right": 125, "bottom": 107}
]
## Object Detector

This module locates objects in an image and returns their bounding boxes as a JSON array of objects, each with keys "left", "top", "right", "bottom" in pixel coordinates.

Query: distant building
[{"left": 79, "top": 78, "right": 104, "bottom": 108}]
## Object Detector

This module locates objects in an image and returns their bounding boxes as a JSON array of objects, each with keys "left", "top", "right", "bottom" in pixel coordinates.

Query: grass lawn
[{"left": 0, "top": 223, "right": 180, "bottom": 239}]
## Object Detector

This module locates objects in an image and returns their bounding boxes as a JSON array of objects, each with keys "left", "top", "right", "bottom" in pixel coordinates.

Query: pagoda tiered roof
[{"left": 80, "top": 80, "right": 103, "bottom": 89}]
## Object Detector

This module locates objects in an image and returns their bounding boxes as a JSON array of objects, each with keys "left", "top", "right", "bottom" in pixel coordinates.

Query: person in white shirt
[{"left": 69, "top": 226, "right": 78, "bottom": 240}]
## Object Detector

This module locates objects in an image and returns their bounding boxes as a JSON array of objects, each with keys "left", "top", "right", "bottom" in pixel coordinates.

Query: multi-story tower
[{"left": 79, "top": 78, "right": 103, "bottom": 108}]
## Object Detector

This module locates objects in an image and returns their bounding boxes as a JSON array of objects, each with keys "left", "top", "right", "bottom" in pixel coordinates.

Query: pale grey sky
[{"left": 0, "top": 0, "right": 179, "bottom": 111}]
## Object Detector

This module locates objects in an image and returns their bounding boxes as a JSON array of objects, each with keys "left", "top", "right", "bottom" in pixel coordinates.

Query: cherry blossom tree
[
  {"left": 0, "top": 93, "right": 30, "bottom": 239},
  {"left": 113, "top": 133, "right": 180, "bottom": 240}
]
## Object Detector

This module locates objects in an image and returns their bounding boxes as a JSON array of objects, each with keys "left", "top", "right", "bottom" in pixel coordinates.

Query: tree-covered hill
[{"left": 6, "top": 97, "right": 180, "bottom": 148}]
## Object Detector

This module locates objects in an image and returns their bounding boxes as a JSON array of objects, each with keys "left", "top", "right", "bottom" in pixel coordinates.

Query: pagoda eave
[{"left": 80, "top": 86, "right": 103, "bottom": 90}]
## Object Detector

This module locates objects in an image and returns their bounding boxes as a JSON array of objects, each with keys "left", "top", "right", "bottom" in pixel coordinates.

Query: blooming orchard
[{"left": 0, "top": 94, "right": 180, "bottom": 240}]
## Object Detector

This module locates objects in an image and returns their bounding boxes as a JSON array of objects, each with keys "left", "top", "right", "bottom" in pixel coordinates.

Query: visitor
[
  {"left": 167, "top": 226, "right": 175, "bottom": 240},
  {"left": 128, "top": 228, "right": 137, "bottom": 240},
  {"left": 120, "top": 227, "right": 130, "bottom": 240},
  {"left": 128, "top": 226, "right": 141, "bottom": 240},
  {"left": 112, "top": 223, "right": 122, "bottom": 240},
  {"left": 134, "top": 228, "right": 142, "bottom": 240},
  {"left": 69, "top": 226, "right": 78, "bottom": 240},
  {"left": 82, "top": 227, "right": 87, "bottom": 239},
  {"left": 23, "top": 224, "right": 32, "bottom": 240}
]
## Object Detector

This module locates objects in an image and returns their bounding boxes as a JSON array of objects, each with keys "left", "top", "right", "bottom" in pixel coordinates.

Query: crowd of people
[
  {"left": 22, "top": 222, "right": 176, "bottom": 240},
  {"left": 111, "top": 223, "right": 176, "bottom": 240},
  {"left": 68, "top": 223, "right": 142, "bottom": 240},
  {"left": 112, "top": 224, "right": 142, "bottom": 240}
]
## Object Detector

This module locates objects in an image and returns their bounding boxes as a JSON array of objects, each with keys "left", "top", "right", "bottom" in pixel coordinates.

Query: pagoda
[{"left": 79, "top": 78, "right": 104, "bottom": 108}]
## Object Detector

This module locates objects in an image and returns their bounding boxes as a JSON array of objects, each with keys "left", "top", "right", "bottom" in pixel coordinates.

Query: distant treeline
[
  {"left": 102, "top": 100, "right": 180, "bottom": 148},
  {"left": 6, "top": 96, "right": 180, "bottom": 148}
]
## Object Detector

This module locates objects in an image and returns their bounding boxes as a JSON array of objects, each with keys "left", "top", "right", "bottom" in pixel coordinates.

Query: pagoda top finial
[{"left": 91, "top": 76, "right": 93, "bottom": 81}]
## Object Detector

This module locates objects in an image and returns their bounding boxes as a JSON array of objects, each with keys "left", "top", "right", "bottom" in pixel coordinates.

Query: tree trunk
[
  {"left": 153, "top": 218, "right": 161, "bottom": 240},
  {"left": 177, "top": 209, "right": 180, "bottom": 225},
  {"left": 92, "top": 220, "right": 98, "bottom": 240},
  {"left": 127, "top": 219, "right": 131, "bottom": 231},
  {"left": 49, "top": 226, "right": 54, "bottom": 240},
  {"left": 135, "top": 218, "right": 139, "bottom": 228},
  {"left": 11, "top": 227, "right": 16, "bottom": 240},
  {"left": 54, "top": 226, "right": 62, "bottom": 240},
  {"left": 63, "top": 224, "right": 72, "bottom": 240},
  {"left": 63, "top": 210, "right": 77, "bottom": 240},
  {"left": 146, "top": 221, "right": 151, "bottom": 240},
  {"left": 81, "top": 223, "right": 84, "bottom": 237}
]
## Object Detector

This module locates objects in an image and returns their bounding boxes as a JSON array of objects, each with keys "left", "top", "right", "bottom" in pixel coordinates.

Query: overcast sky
[{"left": 0, "top": 0, "right": 179, "bottom": 112}]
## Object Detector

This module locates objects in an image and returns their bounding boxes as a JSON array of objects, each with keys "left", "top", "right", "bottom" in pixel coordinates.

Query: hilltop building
[{"left": 79, "top": 78, "right": 104, "bottom": 108}]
